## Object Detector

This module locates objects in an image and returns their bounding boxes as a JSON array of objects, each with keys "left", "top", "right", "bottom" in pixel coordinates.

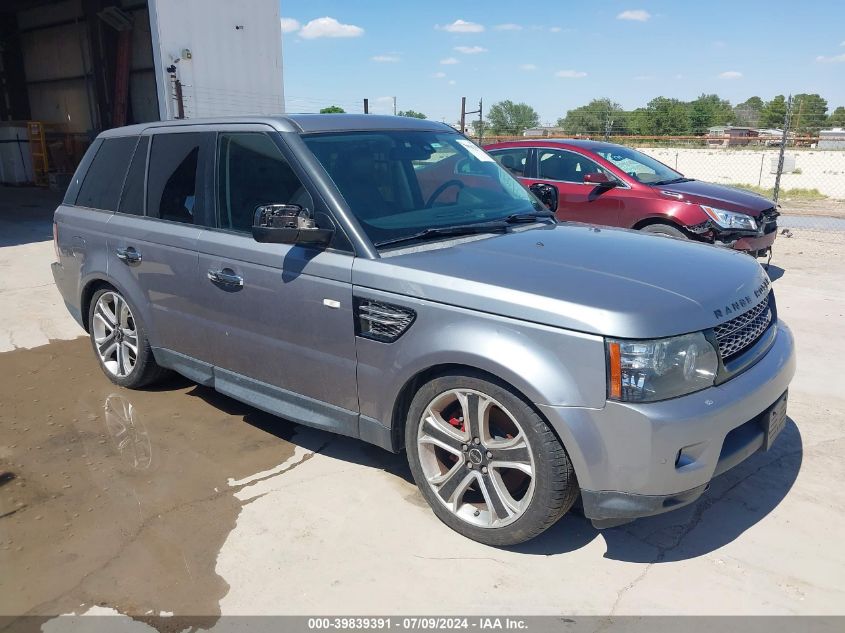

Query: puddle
[{"left": 0, "top": 337, "right": 306, "bottom": 623}]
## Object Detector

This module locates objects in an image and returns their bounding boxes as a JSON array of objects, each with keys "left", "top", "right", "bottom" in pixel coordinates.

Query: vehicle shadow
[
  {"left": 178, "top": 379, "right": 801, "bottom": 562},
  {"left": 766, "top": 264, "right": 786, "bottom": 282},
  {"left": 509, "top": 418, "right": 802, "bottom": 561}
]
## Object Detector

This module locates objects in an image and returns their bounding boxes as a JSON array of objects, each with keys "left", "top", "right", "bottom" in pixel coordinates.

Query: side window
[
  {"left": 490, "top": 148, "right": 529, "bottom": 177},
  {"left": 117, "top": 136, "right": 149, "bottom": 215},
  {"left": 216, "top": 133, "right": 313, "bottom": 232},
  {"left": 147, "top": 133, "right": 203, "bottom": 224},
  {"left": 538, "top": 150, "right": 611, "bottom": 183},
  {"left": 75, "top": 136, "right": 138, "bottom": 211}
]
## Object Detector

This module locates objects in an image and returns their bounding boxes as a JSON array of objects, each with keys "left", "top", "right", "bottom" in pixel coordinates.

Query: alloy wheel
[
  {"left": 417, "top": 388, "right": 535, "bottom": 528},
  {"left": 92, "top": 292, "right": 138, "bottom": 378}
]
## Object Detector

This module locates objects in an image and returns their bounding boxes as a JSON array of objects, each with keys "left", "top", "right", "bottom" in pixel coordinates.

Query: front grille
[{"left": 713, "top": 295, "right": 773, "bottom": 360}]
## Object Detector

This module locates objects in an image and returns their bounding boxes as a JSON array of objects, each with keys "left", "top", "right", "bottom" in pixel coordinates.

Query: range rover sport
[{"left": 52, "top": 115, "right": 795, "bottom": 546}]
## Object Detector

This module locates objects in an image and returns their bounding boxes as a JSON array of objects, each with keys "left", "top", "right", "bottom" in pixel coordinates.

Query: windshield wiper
[
  {"left": 374, "top": 222, "right": 510, "bottom": 248},
  {"left": 504, "top": 211, "right": 556, "bottom": 223},
  {"left": 652, "top": 177, "right": 694, "bottom": 186}
]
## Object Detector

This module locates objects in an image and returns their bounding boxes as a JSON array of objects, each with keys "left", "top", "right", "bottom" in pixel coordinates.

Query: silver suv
[{"left": 52, "top": 115, "right": 795, "bottom": 545}]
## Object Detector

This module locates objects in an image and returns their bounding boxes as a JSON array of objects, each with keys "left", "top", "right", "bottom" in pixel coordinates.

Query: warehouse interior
[{"left": 0, "top": 0, "right": 158, "bottom": 188}]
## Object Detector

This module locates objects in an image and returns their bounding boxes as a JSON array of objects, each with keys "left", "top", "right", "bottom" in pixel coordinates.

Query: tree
[
  {"left": 688, "top": 94, "right": 734, "bottom": 134},
  {"left": 319, "top": 105, "right": 345, "bottom": 114},
  {"left": 398, "top": 110, "right": 427, "bottom": 119},
  {"left": 733, "top": 96, "right": 764, "bottom": 127},
  {"left": 470, "top": 118, "right": 490, "bottom": 137},
  {"left": 791, "top": 93, "right": 828, "bottom": 134},
  {"left": 638, "top": 97, "right": 689, "bottom": 135},
  {"left": 486, "top": 100, "right": 540, "bottom": 135},
  {"left": 759, "top": 95, "right": 787, "bottom": 129},
  {"left": 829, "top": 106, "right": 845, "bottom": 128},
  {"left": 557, "top": 98, "right": 626, "bottom": 136}
]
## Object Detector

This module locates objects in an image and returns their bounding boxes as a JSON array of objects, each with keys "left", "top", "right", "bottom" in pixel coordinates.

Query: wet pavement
[{"left": 0, "top": 337, "right": 317, "bottom": 625}]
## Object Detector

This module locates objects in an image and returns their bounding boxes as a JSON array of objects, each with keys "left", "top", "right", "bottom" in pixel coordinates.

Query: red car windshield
[{"left": 594, "top": 146, "right": 684, "bottom": 185}]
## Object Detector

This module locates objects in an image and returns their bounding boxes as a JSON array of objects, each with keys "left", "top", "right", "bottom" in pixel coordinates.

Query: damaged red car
[{"left": 485, "top": 139, "right": 779, "bottom": 257}]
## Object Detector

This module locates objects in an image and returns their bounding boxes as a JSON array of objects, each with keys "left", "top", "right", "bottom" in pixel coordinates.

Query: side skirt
[{"left": 152, "top": 347, "right": 395, "bottom": 450}]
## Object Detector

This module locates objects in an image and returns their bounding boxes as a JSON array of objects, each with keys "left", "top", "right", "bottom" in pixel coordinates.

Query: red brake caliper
[{"left": 447, "top": 416, "right": 464, "bottom": 433}]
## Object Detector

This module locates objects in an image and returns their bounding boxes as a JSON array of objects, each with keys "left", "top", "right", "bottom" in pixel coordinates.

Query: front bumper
[{"left": 538, "top": 321, "right": 795, "bottom": 526}]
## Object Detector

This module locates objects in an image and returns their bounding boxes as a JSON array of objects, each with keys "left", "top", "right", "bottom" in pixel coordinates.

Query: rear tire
[
  {"left": 87, "top": 287, "right": 168, "bottom": 389},
  {"left": 640, "top": 223, "right": 687, "bottom": 239},
  {"left": 405, "top": 372, "right": 578, "bottom": 546}
]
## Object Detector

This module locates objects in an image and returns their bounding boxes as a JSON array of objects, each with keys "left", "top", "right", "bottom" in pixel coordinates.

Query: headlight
[
  {"left": 700, "top": 205, "right": 757, "bottom": 231},
  {"left": 606, "top": 332, "right": 718, "bottom": 402}
]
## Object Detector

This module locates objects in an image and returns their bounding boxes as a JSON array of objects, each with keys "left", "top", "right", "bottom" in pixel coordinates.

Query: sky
[{"left": 279, "top": 0, "right": 845, "bottom": 125}]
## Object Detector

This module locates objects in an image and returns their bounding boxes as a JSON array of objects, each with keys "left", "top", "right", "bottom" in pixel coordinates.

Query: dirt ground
[{"left": 1, "top": 198, "right": 844, "bottom": 630}]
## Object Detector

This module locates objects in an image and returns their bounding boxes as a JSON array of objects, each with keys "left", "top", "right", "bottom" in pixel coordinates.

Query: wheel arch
[
  {"left": 79, "top": 277, "right": 119, "bottom": 333},
  {"left": 631, "top": 216, "right": 690, "bottom": 234}
]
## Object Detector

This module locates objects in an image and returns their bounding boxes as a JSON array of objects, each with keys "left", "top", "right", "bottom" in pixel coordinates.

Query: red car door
[{"left": 524, "top": 148, "right": 625, "bottom": 226}]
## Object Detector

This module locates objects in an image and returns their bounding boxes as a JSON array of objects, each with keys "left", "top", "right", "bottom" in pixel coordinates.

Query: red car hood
[{"left": 655, "top": 180, "right": 775, "bottom": 216}]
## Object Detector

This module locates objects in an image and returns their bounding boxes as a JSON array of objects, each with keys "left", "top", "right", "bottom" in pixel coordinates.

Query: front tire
[
  {"left": 405, "top": 372, "right": 578, "bottom": 546},
  {"left": 88, "top": 288, "right": 168, "bottom": 389}
]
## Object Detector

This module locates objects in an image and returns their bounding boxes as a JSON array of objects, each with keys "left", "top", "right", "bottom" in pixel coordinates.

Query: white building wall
[{"left": 148, "top": 0, "right": 284, "bottom": 120}]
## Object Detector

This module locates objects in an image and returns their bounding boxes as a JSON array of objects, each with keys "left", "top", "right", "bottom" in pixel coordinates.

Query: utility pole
[
  {"left": 363, "top": 98, "right": 369, "bottom": 114},
  {"left": 773, "top": 95, "right": 793, "bottom": 206},
  {"left": 393, "top": 96, "right": 397, "bottom": 116},
  {"left": 463, "top": 98, "right": 482, "bottom": 141}
]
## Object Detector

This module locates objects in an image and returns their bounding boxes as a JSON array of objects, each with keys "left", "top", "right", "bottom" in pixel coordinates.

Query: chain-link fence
[{"left": 472, "top": 95, "right": 845, "bottom": 236}]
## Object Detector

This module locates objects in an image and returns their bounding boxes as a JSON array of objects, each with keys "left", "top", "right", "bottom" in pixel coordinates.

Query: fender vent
[{"left": 354, "top": 298, "right": 416, "bottom": 343}]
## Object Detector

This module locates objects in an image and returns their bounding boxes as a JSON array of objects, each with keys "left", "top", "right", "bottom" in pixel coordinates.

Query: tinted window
[
  {"left": 76, "top": 136, "right": 137, "bottom": 211},
  {"left": 117, "top": 136, "right": 149, "bottom": 215},
  {"left": 303, "top": 131, "right": 540, "bottom": 246},
  {"left": 217, "top": 133, "right": 313, "bottom": 232},
  {"left": 490, "top": 148, "right": 529, "bottom": 177},
  {"left": 538, "top": 149, "right": 613, "bottom": 183},
  {"left": 147, "top": 133, "right": 203, "bottom": 224}
]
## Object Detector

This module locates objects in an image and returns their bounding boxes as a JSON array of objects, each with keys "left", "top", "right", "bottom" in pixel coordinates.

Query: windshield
[
  {"left": 302, "top": 130, "right": 541, "bottom": 246},
  {"left": 594, "top": 146, "right": 684, "bottom": 185}
]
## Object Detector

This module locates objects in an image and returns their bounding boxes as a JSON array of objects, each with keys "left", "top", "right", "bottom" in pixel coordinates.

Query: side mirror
[
  {"left": 252, "top": 204, "right": 334, "bottom": 246},
  {"left": 528, "top": 183, "right": 558, "bottom": 212},
  {"left": 583, "top": 172, "right": 617, "bottom": 188}
]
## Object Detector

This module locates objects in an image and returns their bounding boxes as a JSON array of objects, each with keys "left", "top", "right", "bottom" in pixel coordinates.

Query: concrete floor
[{"left": 1, "top": 188, "right": 844, "bottom": 628}]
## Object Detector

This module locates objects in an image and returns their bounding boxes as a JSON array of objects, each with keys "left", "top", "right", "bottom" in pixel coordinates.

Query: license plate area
[{"left": 761, "top": 391, "right": 788, "bottom": 451}]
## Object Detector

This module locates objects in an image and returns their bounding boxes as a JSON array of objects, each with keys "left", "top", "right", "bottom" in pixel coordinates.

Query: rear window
[
  {"left": 146, "top": 133, "right": 203, "bottom": 224},
  {"left": 75, "top": 136, "right": 138, "bottom": 211}
]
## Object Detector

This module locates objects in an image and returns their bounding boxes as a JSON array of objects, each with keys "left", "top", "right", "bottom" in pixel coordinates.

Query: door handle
[
  {"left": 207, "top": 268, "right": 244, "bottom": 287},
  {"left": 115, "top": 247, "right": 142, "bottom": 264}
]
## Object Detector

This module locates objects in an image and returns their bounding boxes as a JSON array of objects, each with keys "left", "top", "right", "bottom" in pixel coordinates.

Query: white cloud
[
  {"left": 617, "top": 9, "right": 651, "bottom": 22},
  {"left": 280, "top": 18, "right": 301, "bottom": 34},
  {"left": 520, "top": 64, "right": 537, "bottom": 71},
  {"left": 675, "top": 73, "right": 684, "bottom": 79},
  {"left": 454, "top": 46, "right": 487, "bottom": 54},
  {"left": 440, "top": 57, "right": 459, "bottom": 65},
  {"left": 437, "top": 19, "right": 484, "bottom": 33},
  {"left": 712, "top": 40, "right": 727, "bottom": 48},
  {"left": 371, "top": 54, "right": 400, "bottom": 62},
  {"left": 448, "top": 80, "right": 457, "bottom": 85},
  {"left": 633, "top": 74, "right": 655, "bottom": 80},
  {"left": 841, "top": 40, "right": 845, "bottom": 46},
  {"left": 432, "top": 72, "right": 447, "bottom": 78},
  {"left": 816, "top": 53, "right": 845, "bottom": 63},
  {"left": 495, "top": 23, "right": 523, "bottom": 31},
  {"left": 718, "top": 70, "right": 743, "bottom": 79},
  {"left": 299, "top": 17, "right": 364, "bottom": 39},
  {"left": 549, "top": 27, "right": 562, "bottom": 33},
  {"left": 556, "top": 69, "right": 587, "bottom": 78}
]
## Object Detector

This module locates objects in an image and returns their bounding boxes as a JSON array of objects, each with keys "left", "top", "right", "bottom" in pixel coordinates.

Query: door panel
[
  {"left": 106, "top": 215, "right": 206, "bottom": 360},
  {"left": 196, "top": 232, "right": 358, "bottom": 413},
  {"left": 526, "top": 149, "right": 625, "bottom": 226}
]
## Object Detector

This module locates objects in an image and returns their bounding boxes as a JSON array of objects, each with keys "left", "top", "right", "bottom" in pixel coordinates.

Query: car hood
[
  {"left": 352, "top": 224, "right": 771, "bottom": 339},
  {"left": 656, "top": 180, "right": 774, "bottom": 216}
]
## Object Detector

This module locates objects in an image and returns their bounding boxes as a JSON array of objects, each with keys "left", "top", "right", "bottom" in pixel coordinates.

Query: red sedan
[{"left": 484, "top": 139, "right": 778, "bottom": 257}]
